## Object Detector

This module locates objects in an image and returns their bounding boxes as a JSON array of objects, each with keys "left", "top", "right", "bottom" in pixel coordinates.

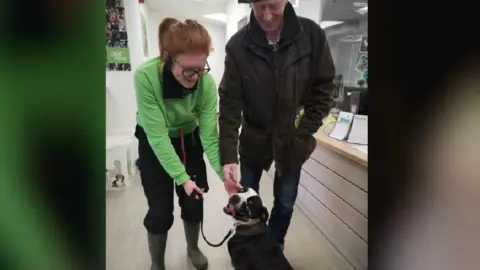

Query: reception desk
[{"left": 268, "top": 131, "right": 368, "bottom": 269}]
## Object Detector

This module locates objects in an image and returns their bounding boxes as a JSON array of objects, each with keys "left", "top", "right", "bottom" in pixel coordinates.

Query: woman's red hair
[
  {"left": 158, "top": 17, "right": 180, "bottom": 60},
  {"left": 158, "top": 18, "right": 212, "bottom": 61}
]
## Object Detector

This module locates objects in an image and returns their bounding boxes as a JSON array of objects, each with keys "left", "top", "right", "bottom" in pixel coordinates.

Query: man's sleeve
[
  {"left": 134, "top": 70, "right": 190, "bottom": 185},
  {"left": 297, "top": 26, "right": 336, "bottom": 136},
  {"left": 218, "top": 42, "right": 243, "bottom": 165}
]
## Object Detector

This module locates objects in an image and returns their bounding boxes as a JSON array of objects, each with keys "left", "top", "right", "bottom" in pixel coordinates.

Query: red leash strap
[
  {"left": 182, "top": 129, "right": 231, "bottom": 247},
  {"left": 179, "top": 128, "right": 187, "bottom": 166}
]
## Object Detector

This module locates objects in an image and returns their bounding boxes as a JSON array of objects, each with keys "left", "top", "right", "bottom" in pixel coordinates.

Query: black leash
[
  {"left": 179, "top": 131, "right": 234, "bottom": 247},
  {"left": 200, "top": 218, "right": 236, "bottom": 247},
  {"left": 190, "top": 190, "right": 236, "bottom": 247}
]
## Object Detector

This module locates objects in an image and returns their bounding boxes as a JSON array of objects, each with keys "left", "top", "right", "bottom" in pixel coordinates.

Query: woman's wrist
[{"left": 175, "top": 172, "right": 190, "bottom": 186}]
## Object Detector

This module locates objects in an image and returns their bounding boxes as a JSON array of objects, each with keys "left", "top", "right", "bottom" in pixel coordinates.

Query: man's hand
[{"left": 223, "top": 163, "right": 242, "bottom": 195}]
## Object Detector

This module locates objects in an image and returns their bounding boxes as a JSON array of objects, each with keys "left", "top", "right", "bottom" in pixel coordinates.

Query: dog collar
[{"left": 234, "top": 218, "right": 261, "bottom": 227}]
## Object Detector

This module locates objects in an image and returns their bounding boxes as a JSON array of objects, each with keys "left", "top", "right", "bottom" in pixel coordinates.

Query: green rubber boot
[
  {"left": 147, "top": 232, "right": 167, "bottom": 270},
  {"left": 183, "top": 221, "right": 208, "bottom": 269}
]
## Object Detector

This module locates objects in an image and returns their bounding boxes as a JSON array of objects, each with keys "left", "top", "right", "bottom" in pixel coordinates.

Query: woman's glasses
[{"left": 174, "top": 59, "right": 211, "bottom": 78}]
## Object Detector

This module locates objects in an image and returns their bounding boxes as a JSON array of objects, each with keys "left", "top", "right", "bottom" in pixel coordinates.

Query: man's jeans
[{"left": 239, "top": 157, "right": 301, "bottom": 245}]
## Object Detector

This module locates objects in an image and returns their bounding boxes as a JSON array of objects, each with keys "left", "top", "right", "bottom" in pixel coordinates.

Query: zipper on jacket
[
  {"left": 248, "top": 47, "right": 280, "bottom": 173},
  {"left": 269, "top": 57, "right": 281, "bottom": 175},
  {"left": 268, "top": 54, "right": 281, "bottom": 174}
]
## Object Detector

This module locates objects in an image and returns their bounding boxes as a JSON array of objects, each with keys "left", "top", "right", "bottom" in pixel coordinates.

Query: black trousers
[{"left": 135, "top": 125, "right": 209, "bottom": 235}]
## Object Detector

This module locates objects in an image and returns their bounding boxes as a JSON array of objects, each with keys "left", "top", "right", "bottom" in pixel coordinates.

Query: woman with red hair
[{"left": 134, "top": 18, "right": 238, "bottom": 270}]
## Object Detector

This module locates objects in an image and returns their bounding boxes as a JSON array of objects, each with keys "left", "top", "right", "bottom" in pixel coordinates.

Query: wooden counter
[
  {"left": 313, "top": 131, "right": 368, "bottom": 168},
  {"left": 268, "top": 130, "right": 368, "bottom": 269}
]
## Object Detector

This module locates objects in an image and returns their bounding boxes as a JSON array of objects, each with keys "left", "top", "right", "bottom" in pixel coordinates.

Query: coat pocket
[
  {"left": 239, "top": 125, "right": 270, "bottom": 164},
  {"left": 289, "top": 133, "right": 316, "bottom": 170}
]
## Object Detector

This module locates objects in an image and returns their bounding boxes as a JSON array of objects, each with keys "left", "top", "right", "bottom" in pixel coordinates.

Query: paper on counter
[
  {"left": 329, "top": 111, "right": 354, "bottom": 140},
  {"left": 347, "top": 114, "right": 368, "bottom": 145}
]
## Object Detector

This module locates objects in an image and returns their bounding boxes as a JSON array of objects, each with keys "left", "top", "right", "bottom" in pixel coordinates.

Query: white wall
[
  {"left": 204, "top": 25, "right": 226, "bottom": 93},
  {"left": 140, "top": 4, "right": 150, "bottom": 63},
  {"left": 106, "top": 73, "right": 136, "bottom": 135},
  {"left": 226, "top": 0, "right": 251, "bottom": 41},
  {"left": 106, "top": 0, "right": 144, "bottom": 135},
  {"left": 123, "top": 0, "right": 144, "bottom": 71},
  {"left": 294, "top": 0, "right": 322, "bottom": 23}
]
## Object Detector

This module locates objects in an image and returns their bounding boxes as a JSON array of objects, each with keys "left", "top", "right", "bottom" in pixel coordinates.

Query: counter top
[{"left": 314, "top": 131, "right": 368, "bottom": 167}]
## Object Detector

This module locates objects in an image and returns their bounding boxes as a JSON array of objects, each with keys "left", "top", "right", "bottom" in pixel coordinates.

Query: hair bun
[{"left": 158, "top": 18, "right": 180, "bottom": 60}]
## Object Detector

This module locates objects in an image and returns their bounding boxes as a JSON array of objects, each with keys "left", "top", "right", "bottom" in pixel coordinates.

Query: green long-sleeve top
[{"left": 134, "top": 58, "right": 223, "bottom": 185}]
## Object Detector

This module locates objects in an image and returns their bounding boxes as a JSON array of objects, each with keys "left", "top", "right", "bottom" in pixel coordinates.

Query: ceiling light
[
  {"left": 202, "top": 13, "right": 228, "bottom": 23},
  {"left": 320, "top": 21, "right": 344, "bottom": 29},
  {"left": 353, "top": 2, "right": 367, "bottom": 8},
  {"left": 356, "top": 6, "right": 368, "bottom": 15}
]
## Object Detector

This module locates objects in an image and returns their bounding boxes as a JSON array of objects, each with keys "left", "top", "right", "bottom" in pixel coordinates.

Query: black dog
[{"left": 223, "top": 188, "right": 294, "bottom": 270}]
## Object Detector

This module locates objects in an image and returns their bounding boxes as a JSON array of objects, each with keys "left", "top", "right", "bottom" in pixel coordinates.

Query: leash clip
[{"left": 229, "top": 223, "right": 238, "bottom": 235}]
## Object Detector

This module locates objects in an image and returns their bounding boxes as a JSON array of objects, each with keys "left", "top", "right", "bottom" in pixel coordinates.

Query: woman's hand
[{"left": 183, "top": 179, "right": 204, "bottom": 199}]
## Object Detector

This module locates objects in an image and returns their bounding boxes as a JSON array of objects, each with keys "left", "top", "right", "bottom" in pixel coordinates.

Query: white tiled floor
[{"left": 106, "top": 163, "right": 353, "bottom": 270}]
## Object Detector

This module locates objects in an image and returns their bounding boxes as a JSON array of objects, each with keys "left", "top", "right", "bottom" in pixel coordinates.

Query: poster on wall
[
  {"left": 359, "top": 35, "right": 368, "bottom": 54},
  {"left": 106, "top": 0, "right": 131, "bottom": 71}
]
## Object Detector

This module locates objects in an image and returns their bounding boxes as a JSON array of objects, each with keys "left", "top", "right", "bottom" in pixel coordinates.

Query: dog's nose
[{"left": 223, "top": 206, "right": 233, "bottom": 216}]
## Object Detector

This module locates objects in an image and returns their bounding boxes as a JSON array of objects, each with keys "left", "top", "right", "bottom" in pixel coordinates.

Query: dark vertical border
[
  {"left": 0, "top": 0, "right": 105, "bottom": 269},
  {"left": 369, "top": 0, "right": 479, "bottom": 269}
]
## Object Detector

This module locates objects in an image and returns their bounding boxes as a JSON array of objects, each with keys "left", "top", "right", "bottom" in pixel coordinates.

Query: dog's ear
[{"left": 247, "top": 196, "right": 266, "bottom": 219}]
